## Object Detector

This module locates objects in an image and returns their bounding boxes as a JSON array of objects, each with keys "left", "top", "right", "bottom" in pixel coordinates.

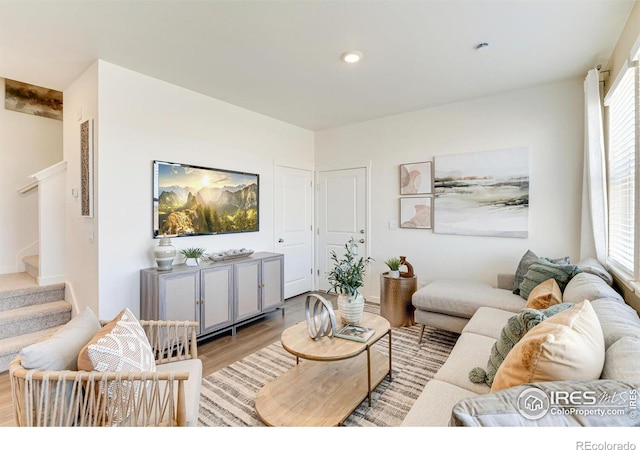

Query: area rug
[{"left": 198, "top": 305, "right": 459, "bottom": 426}]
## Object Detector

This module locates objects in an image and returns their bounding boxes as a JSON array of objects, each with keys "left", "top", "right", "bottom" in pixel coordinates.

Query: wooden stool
[{"left": 380, "top": 273, "right": 417, "bottom": 327}]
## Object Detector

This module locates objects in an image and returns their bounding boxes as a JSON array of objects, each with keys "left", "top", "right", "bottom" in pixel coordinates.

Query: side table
[{"left": 380, "top": 273, "right": 417, "bottom": 327}]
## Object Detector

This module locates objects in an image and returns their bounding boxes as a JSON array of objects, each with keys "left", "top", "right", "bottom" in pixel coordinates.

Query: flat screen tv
[{"left": 153, "top": 160, "right": 259, "bottom": 237}]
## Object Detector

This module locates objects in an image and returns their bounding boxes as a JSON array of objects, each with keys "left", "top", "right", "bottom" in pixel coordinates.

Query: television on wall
[{"left": 153, "top": 160, "right": 259, "bottom": 237}]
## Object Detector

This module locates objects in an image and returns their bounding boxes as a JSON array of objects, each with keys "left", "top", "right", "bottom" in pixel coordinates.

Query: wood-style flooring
[{"left": 0, "top": 290, "right": 327, "bottom": 427}]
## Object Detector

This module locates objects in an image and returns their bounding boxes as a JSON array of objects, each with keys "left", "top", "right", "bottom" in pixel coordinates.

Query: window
[{"left": 605, "top": 60, "right": 638, "bottom": 281}]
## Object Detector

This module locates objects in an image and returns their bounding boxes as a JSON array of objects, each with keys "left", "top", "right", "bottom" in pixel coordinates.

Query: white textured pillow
[
  {"left": 77, "top": 308, "right": 156, "bottom": 373},
  {"left": 21, "top": 306, "right": 101, "bottom": 370}
]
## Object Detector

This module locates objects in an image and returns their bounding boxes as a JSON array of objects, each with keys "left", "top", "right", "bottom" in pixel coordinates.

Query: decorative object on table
[
  {"left": 153, "top": 160, "right": 259, "bottom": 237},
  {"left": 181, "top": 247, "right": 206, "bottom": 266},
  {"left": 400, "top": 196, "right": 432, "bottom": 229},
  {"left": 327, "top": 237, "right": 374, "bottom": 325},
  {"left": 384, "top": 257, "right": 402, "bottom": 278},
  {"left": 399, "top": 256, "right": 414, "bottom": 278},
  {"left": 433, "top": 147, "right": 529, "bottom": 238},
  {"left": 153, "top": 235, "right": 177, "bottom": 271},
  {"left": 304, "top": 294, "right": 337, "bottom": 340},
  {"left": 400, "top": 161, "right": 432, "bottom": 195},
  {"left": 334, "top": 324, "right": 375, "bottom": 343}
]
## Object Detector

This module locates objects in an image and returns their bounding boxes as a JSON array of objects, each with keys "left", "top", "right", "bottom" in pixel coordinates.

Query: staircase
[{"left": 0, "top": 256, "right": 71, "bottom": 373}]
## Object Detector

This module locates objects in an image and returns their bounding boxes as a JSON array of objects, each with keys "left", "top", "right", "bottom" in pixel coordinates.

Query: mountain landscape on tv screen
[{"left": 157, "top": 171, "right": 258, "bottom": 235}]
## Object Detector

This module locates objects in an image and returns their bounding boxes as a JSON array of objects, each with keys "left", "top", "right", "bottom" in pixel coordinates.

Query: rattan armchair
[{"left": 10, "top": 319, "right": 200, "bottom": 427}]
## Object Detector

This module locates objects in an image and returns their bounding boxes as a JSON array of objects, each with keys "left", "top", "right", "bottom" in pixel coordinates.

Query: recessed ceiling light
[{"left": 341, "top": 51, "right": 363, "bottom": 63}]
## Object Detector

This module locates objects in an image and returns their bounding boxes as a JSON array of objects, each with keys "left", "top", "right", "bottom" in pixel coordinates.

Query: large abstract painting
[
  {"left": 433, "top": 147, "right": 529, "bottom": 238},
  {"left": 4, "top": 79, "right": 63, "bottom": 120}
]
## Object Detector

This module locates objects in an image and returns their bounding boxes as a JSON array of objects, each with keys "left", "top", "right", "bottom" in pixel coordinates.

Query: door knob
[
  {"left": 278, "top": 238, "right": 284, "bottom": 243},
  {"left": 359, "top": 239, "right": 365, "bottom": 244}
]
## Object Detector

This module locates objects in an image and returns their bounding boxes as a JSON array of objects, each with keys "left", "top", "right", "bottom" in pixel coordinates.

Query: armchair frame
[{"left": 10, "top": 320, "right": 199, "bottom": 427}]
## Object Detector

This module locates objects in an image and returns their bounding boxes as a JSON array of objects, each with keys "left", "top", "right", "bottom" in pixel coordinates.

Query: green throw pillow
[
  {"left": 518, "top": 258, "right": 581, "bottom": 300},
  {"left": 469, "top": 303, "right": 574, "bottom": 387}
]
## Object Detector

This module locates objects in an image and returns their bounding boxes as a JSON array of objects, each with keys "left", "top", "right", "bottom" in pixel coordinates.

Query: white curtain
[{"left": 580, "top": 68, "right": 608, "bottom": 264}]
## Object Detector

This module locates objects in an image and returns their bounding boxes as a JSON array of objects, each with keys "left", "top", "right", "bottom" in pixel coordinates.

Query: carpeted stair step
[
  {"left": 0, "top": 278, "right": 65, "bottom": 312},
  {"left": 0, "top": 301, "right": 71, "bottom": 340},
  {"left": 23, "top": 255, "right": 39, "bottom": 279},
  {"left": 0, "top": 325, "right": 62, "bottom": 373}
]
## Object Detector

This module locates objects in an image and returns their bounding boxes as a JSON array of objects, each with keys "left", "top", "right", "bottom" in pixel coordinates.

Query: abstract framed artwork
[
  {"left": 400, "top": 197, "right": 432, "bottom": 229},
  {"left": 4, "top": 79, "right": 63, "bottom": 120},
  {"left": 400, "top": 161, "right": 432, "bottom": 195},
  {"left": 80, "top": 119, "right": 94, "bottom": 217},
  {"left": 433, "top": 147, "right": 529, "bottom": 238}
]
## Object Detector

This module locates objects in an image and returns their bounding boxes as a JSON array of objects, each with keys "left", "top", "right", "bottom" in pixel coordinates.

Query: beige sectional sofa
[{"left": 402, "top": 257, "right": 640, "bottom": 426}]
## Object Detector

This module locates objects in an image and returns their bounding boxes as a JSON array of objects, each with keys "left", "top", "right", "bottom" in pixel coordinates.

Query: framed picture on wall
[
  {"left": 400, "top": 161, "right": 432, "bottom": 195},
  {"left": 400, "top": 197, "right": 432, "bottom": 229},
  {"left": 80, "top": 119, "right": 94, "bottom": 217}
]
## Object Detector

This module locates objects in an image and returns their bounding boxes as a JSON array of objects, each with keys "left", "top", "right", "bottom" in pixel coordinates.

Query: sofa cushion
[
  {"left": 469, "top": 303, "right": 573, "bottom": 387},
  {"left": 525, "top": 278, "right": 562, "bottom": 310},
  {"left": 20, "top": 306, "right": 101, "bottom": 371},
  {"left": 491, "top": 300, "right": 605, "bottom": 392},
  {"left": 451, "top": 379, "right": 640, "bottom": 426},
  {"left": 591, "top": 298, "right": 640, "bottom": 350},
  {"left": 518, "top": 259, "right": 581, "bottom": 300},
  {"left": 563, "top": 272, "right": 624, "bottom": 304},
  {"left": 512, "top": 250, "right": 570, "bottom": 294},
  {"left": 462, "top": 307, "right": 517, "bottom": 340},
  {"left": 601, "top": 336, "right": 640, "bottom": 384},
  {"left": 413, "top": 279, "right": 526, "bottom": 320},
  {"left": 577, "top": 257, "right": 614, "bottom": 285},
  {"left": 435, "top": 333, "right": 494, "bottom": 395},
  {"left": 400, "top": 379, "right": 477, "bottom": 427}
]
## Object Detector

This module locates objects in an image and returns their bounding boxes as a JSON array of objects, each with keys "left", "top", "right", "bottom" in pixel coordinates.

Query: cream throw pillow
[
  {"left": 491, "top": 300, "right": 605, "bottom": 392},
  {"left": 525, "top": 278, "right": 562, "bottom": 310},
  {"left": 78, "top": 308, "right": 156, "bottom": 373}
]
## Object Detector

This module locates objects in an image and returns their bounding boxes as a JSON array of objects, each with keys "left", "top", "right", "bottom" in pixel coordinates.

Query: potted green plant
[
  {"left": 181, "top": 247, "right": 206, "bottom": 266},
  {"left": 327, "top": 237, "right": 374, "bottom": 324},
  {"left": 384, "top": 257, "right": 402, "bottom": 278}
]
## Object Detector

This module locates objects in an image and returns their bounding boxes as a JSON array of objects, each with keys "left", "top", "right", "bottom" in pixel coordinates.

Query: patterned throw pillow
[
  {"left": 518, "top": 258, "right": 581, "bottom": 300},
  {"left": 525, "top": 278, "right": 562, "bottom": 310},
  {"left": 469, "top": 303, "right": 574, "bottom": 387},
  {"left": 77, "top": 308, "right": 156, "bottom": 424},
  {"left": 512, "top": 250, "right": 570, "bottom": 294}
]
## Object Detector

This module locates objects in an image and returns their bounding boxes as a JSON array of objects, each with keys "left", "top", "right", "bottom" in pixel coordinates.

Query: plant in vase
[
  {"left": 327, "top": 238, "right": 374, "bottom": 325},
  {"left": 384, "top": 257, "right": 402, "bottom": 278},
  {"left": 181, "top": 247, "right": 206, "bottom": 266}
]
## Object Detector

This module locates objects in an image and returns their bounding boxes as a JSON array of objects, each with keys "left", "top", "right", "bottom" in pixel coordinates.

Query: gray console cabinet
[{"left": 140, "top": 252, "right": 284, "bottom": 339}]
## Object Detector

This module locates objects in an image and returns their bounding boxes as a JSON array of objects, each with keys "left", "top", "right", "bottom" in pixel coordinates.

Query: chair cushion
[
  {"left": 157, "top": 358, "right": 203, "bottom": 426},
  {"left": 21, "top": 306, "right": 101, "bottom": 371},
  {"left": 491, "top": 300, "right": 605, "bottom": 392}
]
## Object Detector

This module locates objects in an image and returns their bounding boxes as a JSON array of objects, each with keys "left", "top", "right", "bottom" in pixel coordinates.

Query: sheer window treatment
[{"left": 581, "top": 68, "right": 608, "bottom": 265}]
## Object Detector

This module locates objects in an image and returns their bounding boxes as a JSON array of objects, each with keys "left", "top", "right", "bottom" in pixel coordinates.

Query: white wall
[
  {"left": 63, "top": 62, "right": 99, "bottom": 315},
  {"left": 0, "top": 78, "right": 63, "bottom": 274},
  {"left": 95, "top": 61, "right": 314, "bottom": 319},
  {"left": 316, "top": 78, "right": 585, "bottom": 302}
]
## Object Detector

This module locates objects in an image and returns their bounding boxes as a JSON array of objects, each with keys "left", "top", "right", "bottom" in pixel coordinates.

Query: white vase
[
  {"left": 388, "top": 270, "right": 400, "bottom": 278},
  {"left": 153, "top": 236, "right": 176, "bottom": 271},
  {"left": 337, "top": 293, "right": 365, "bottom": 325},
  {"left": 185, "top": 257, "right": 199, "bottom": 266}
]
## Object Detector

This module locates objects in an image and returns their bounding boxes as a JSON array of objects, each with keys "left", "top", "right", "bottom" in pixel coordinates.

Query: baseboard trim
[{"left": 37, "top": 274, "right": 65, "bottom": 286}]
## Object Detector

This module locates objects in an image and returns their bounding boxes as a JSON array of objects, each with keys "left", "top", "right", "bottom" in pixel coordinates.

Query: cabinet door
[
  {"left": 261, "top": 255, "right": 284, "bottom": 311},
  {"left": 201, "top": 265, "right": 234, "bottom": 334},
  {"left": 235, "top": 259, "right": 261, "bottom": 321},
  {"left": 159, "top": 271, "right": 199, "bottom": 325}
]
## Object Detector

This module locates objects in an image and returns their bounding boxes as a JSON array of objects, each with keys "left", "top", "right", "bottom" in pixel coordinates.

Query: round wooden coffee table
[{"left": 255, "top": 311, "right": 392, "bottom": 426}]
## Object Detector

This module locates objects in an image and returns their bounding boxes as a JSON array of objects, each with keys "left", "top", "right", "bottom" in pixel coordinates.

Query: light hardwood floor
[{"left": 0, "top": 291, "right": 328, "bottom": 427}]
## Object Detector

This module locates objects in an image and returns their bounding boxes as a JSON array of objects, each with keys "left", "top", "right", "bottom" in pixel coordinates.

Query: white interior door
[
  {"left": 274, "top": 166, "right": 313, "bottom": 299},
  {"left": 317, "top": 167, "right": 367, "bottom": 293}
]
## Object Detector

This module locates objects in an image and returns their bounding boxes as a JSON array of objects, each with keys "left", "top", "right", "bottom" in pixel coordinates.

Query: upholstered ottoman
[{"left": 413, "top": 279, "right": 526, "bottom": 340}]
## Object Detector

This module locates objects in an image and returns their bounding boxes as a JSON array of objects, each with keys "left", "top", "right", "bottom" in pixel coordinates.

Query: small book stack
[{"left": 335, "top": 324, "right": 375, "bottom": 343}]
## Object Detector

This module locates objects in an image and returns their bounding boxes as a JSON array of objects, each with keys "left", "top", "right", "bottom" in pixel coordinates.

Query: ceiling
[{"left": 0, "top": 1, "right": 635, "bottom": 131}]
